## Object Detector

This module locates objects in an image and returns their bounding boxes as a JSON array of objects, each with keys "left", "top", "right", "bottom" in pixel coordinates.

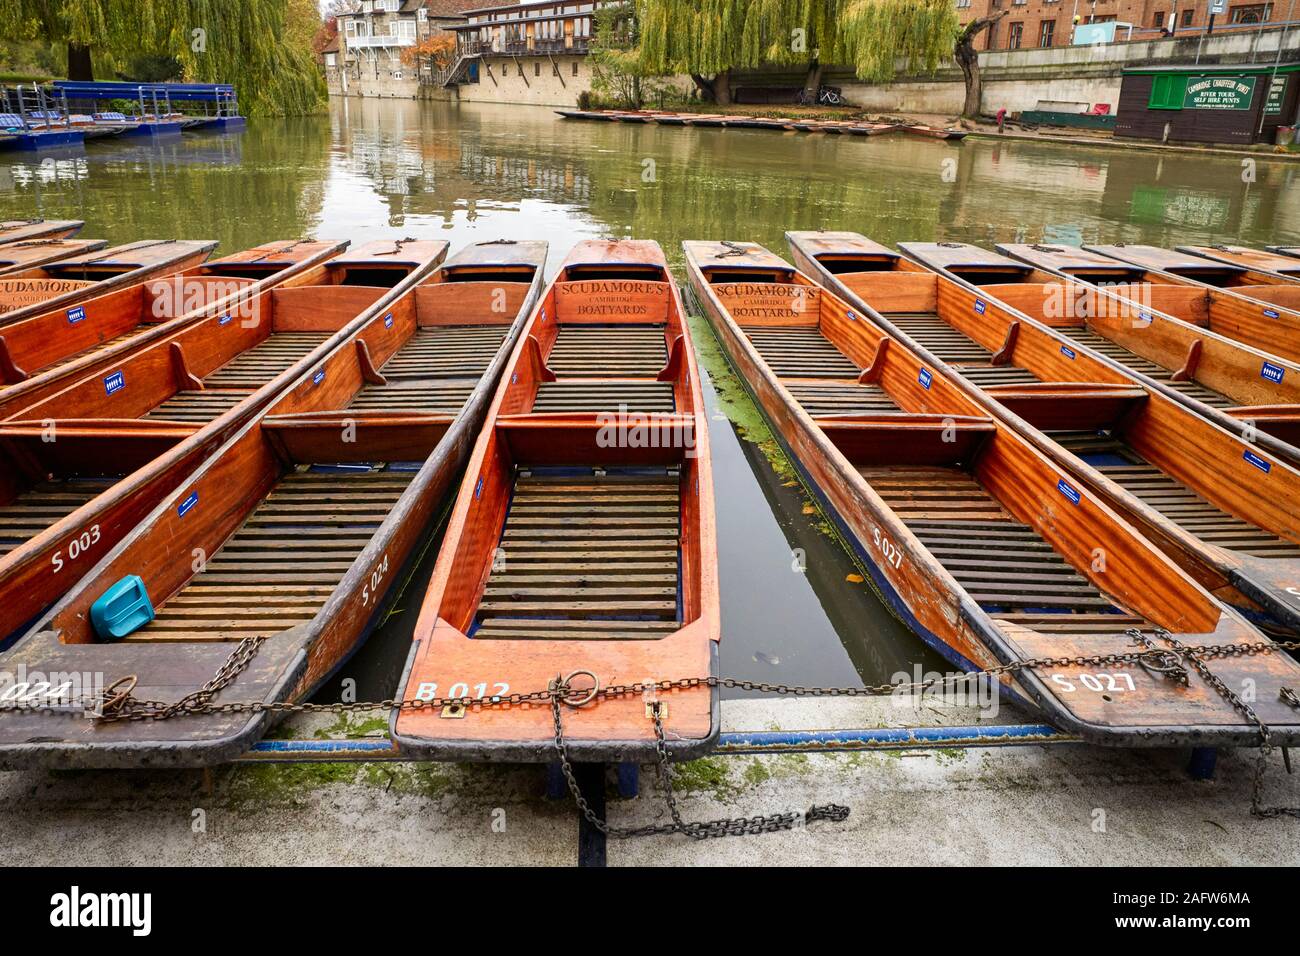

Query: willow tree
[
  {"left": 636, "top": 0, "right": 956, "bottom": 106},
  {"left": 0, "top": 0, "right": 325, "bottom": 116}
]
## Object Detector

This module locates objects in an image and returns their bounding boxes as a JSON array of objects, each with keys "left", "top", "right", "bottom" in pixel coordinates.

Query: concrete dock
[{"left": 3, "top": 697, "right": 1296, "bottom": 866}]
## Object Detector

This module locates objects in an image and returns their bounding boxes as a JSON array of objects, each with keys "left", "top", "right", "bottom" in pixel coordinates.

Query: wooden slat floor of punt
[
  {"left": 348, "top": 379, "right": 477, "bottom": 414},
  {"left": 741, "top": 327, "right": 859, "bottom": 378},
  {"left": 48, "top": 330, "right": 141, "bottom": 372},
  {"left": 380, "top": 326, "right": 510, "bottom": 380},
  {"left": 473, "top": 471, "right": 681, "bottom": 640},
  {"left": 533, "top": 380, "right": 675, "bottom": 413},
  {"left": 1056, "top": 431, "right": 1300, "bottom": 559},
  {"left": 784, "top": 381, "right": 900, "bottom": 416},
  {"left": 135, "top": 467, "right": 414, "bottom": 641},
  {"left": 144, "top": 390, "right": 247, "bottom": 423},
  {"left": 859, "top": 465, "right": 1144, "bottom": 618},
  {"left": 201, "top": 332, "right": 330, "bottom": 390},
  {"left": 1057, "top": 326, "right": 1233, "bottom": 408},
  {"left": 888, "top": 312, "right": 1039, "bottom": 386},
  {"left": 0, "top": 478, "right": 116, "bottom": 557},
  {"left": 547, "top": 325, "right": 667, "bottom": 378}
]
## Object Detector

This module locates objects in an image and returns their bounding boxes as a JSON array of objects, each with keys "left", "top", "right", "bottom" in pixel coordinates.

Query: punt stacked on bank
[
  {"left": 0, "top": 238, "right": 110, "bottom": 277},
  {"left": 920, "top": 241, "right": 1300, "bottom": 459},
  {"left": 0, "top": 240, "right": 452, "bottom": 645},
  {"left": 788, "top": 234, "right": 1300, "bottom": 635},
  {"left": 686, "top": 239, "right": 1300, "bottom": 746},
  {"left": 1003, "top": 242, "right": 1300, "bottom": 366},
  {"left": 0, "top": 239, "right": 216, "bottom": 325},
  {"left": 0, "top": 220, "right": 84, "bottom": 244},
  {"left": 0, "top": 239, "right": 348, "bottom": 420},
  {"left": 392, "top": 239, "right": 718, "bottom": 763},
  {"left": 0, "top": 240, "right": 547, "bottom": 768}
]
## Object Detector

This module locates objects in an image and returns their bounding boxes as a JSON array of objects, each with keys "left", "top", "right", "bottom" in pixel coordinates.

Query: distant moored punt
[
  {"left": 790, "top": 232, "right": 1300, "bottom": 637},
  {"left": 392, "top": 239, "right": 719, "bottom": 763},
  {"left": 1175, "top": 244, "right": 1300, "bottom": 280},
  {"left": 0, "top": 238, "right": 109, "bottom": 277},
  {"left": 0, "top": 240, "right": 547, "bottom": 768},
  {"left": 0, "top": 220, "right": 84, "bottom": 244},
  {"left": 0, "top": 239, "right": 217, "bottom": 326},
  {"left": 686, "top": 238, "right": 1300, "bottom": 746}
]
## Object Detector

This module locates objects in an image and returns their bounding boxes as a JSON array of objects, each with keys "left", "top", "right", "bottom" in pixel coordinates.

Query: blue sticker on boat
[
  {"left": 1264, "top": 308, "right": 1280, "bottom": 319},
  {"left": 312, "top": 369, "right": 325, "bottom": 385},
  {"left": 1057, "top": 479, "right": 1081, "bottom": 505},
  {"left": 974, "top": 299, "right": 986, "bottom": 315},
  {"left": 1061, "top": 345, "right": 1076, "bottom": 360},
  {"left": 510, "top": 372, "right": 518, "bottom": 384},
  {"left": 218, "top": 313, "right": 232, "bottom": 326},
  {"left": 474, "top": 477, "right": 484, "bottom": 500},
  {"left": 1243, "top": 450, "right": 1272, "bottom": 474},
  {"left": 1262, "top": 361, "right": 1286, "bottom": 384},
  {"left": 67, "top": 306, "right": 86, "bottom": 325},
  {"left": 384, "top": 312, "right": 394, "bottom": 329},
  {"left": 918, "top": 368, "right": 932, "bottom": 389},
  {"left": 1136, "top": 311, "right": 1151, "bottom": 324},
  {"left": 103, "top": 371, "right": 125, "bottom": 395},
  {"left": 846, "top": 310, "right": 857, "bottom": 321},
  {"left": 177, "top": 491, "right": 199, "bottom": 518}
]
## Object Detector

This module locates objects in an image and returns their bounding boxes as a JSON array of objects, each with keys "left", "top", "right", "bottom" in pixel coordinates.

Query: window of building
[
  {"left": 1008, "top": 22, "right": 1023, "bottom": 48},
  {"left": 1231, "top": 4, "right": 1272, "bottom": 23},
  {"left": 1154, "top": 11, "right": 1164, "bottom": 27},
  {"left": 1181, "top": 9, "right": 1194, "bottom": 25},
  {"left": 986, "top": 22, "right": 997, "bottom": 47},
  {"left": 956, "top": 0, "right": 970, "bottom": 7},
  {"left": 572, "top": 61, "right": 579, "bottom": 76},
  {"left": 535, "top": 62, "right": 540, "bottom": 76},
  {"left": 1039, "top": 20, "right": 1055, "bottom": 46}
]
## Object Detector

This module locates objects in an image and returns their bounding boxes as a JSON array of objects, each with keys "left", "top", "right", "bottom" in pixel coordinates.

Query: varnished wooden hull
[
  {"left": 391, "top": 240, "right": 720, "bottom": 763},
  {"left": 0, "top": 241, "right": 443, "bottom": 647},
  {"left": 687, "top": 239, "right": 1300, "bottom": 747},
  {"left": 0, "top": 220, "right": 84, "bottom": 244},
  {"left": 0, "top": 241, "right": 548, "bottom": 769},
  {"left": 0, "top": 239, "right": 109, "bottom": 277},
  {"left": 797, "top": 235, "right": 1300, "bottom": 637}
]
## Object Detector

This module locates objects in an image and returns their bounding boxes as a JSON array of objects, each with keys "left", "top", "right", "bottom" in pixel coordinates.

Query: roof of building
[{"left": 422, "top": 0, "right": 477, "bottom": 16}]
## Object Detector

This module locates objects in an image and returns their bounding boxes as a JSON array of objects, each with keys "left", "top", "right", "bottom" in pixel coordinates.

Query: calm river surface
[{"left": 4, "top": 98, "right": 1299, "bottom": 699}]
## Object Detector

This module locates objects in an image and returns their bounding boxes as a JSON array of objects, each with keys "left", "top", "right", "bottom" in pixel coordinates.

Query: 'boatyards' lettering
[{"left": 555, "top": 280, "right": 670, "bottom": 320}]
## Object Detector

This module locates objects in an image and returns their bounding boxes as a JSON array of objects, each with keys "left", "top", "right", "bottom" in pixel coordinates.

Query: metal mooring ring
[
  {"left": 99, "top": 675, "right": 138, "bottom": 715},
  {"left": 558, "top": 670, "right": 599, "bottom": 707}
]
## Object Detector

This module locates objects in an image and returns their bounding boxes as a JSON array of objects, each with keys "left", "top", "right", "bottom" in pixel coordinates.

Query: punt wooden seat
[
  {"left": 1056, "top": 431, "right": 1300, "bottom": 558},
  {"left": 144, "top": 390, "right": 247, "bottom": 422},
  {"left": 472, "top": 472, "right": 682, "bottom": 640},
  {"left": 532, "top": 380, "right": 675, "bottom": 413},
  {"left": 136, "top": 467, "right": 415, "bottom": 641},
  {"left": 347, "top": 379, "right": 477, "bottom": 413}
]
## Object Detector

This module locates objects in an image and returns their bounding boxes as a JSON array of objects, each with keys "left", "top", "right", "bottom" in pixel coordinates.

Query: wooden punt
[
  {"left": 787, "top": 232, "right": 1300, "bottom": 636},
  {"left": 1067, "top": 242, "right": 1300, "bottom": 364},
  {"left": 1266, "top": 245, "right": 1300, "bottom": 260},
  {"left": 0, "top": 239, "right": 218, "bottom": 326},
  {"left": 0, "top": 239, "right": 348, "bottom": 420},
  {"left": 0, "top": 239, "right": 109, "bottom": 277},
  {"left": 391, "top": 239, "right": 718, "bottom": 763},
  {"left": 687, "top": 239, "right": 1300, "bottom": 746},
  {"left": 0, "top": 239, "right": 451, "bottom": 647},
  {"left": 1176, "top": 244, "right": 1300, "bottom": 280},
  {"left": 945, "top": 241, "right": 1300, "bottom": 459},
  {"left": 0, "top": 240, "right": 547, "bottom": 768},
  {"left": 0, "top": 220, "right": 84, "bottom": 244}
]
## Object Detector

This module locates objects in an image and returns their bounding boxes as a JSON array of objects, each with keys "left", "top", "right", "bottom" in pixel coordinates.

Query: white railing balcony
[{"left": 347, "top": 34, "right": 415, "bottom": 48}]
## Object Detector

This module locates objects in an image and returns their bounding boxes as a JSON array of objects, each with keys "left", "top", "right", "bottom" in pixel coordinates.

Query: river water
[{"left": 4, "top": 98, "right": 1299, "bottom": 700}]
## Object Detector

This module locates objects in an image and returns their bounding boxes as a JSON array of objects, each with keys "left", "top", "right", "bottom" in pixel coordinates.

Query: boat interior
[
  {"left": 1085, "top": 243, "right": 1300, "bottom": 297},
  {"left": 35, "top": 245, "right": 541, "bottom": 675},
  {"left": 897, "top": 241, "right": 1300, "bottom": 431},
  {"left": 688, "top": 241, "right": 1223, "bottom": 640},
  {"left": 0, "top": 238, "right": 109, "bottom": 277},
  {"left": 0, "top": 240, "right": 351, "bottom": 387},
  {"left": 0, "top": 241, "right": 519, "bottom": 581},
  {"left": 789, "top": 234, "right": 1300, "bottom": 611}
]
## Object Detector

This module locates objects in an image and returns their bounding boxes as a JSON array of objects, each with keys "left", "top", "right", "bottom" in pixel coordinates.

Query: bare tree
[{"left": 954, "top": 11, "right": 1008, "bottom": 119}]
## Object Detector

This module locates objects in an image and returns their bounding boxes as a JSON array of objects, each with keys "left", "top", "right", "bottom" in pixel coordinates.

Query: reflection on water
[{"left": 3, "top": 98, "right": 1299, "bottom": 693}]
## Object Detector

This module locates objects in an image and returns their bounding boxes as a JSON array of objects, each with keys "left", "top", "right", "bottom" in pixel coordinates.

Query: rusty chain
[{"left": 5, "top": 631, "right": 1300, "bottom": 831}]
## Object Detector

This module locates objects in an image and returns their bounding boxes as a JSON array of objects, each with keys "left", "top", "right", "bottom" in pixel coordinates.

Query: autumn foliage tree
[{"left": 402, "top": 33, "right": 457, "bottom": 74}]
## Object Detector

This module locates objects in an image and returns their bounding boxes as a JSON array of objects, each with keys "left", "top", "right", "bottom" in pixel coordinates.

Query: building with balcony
[
  {"left": 329, "top": 0, "right": 477, "bottom": 98},
  {"left": 960, "top": 0, "right": 1281, "bottom": 52}
]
